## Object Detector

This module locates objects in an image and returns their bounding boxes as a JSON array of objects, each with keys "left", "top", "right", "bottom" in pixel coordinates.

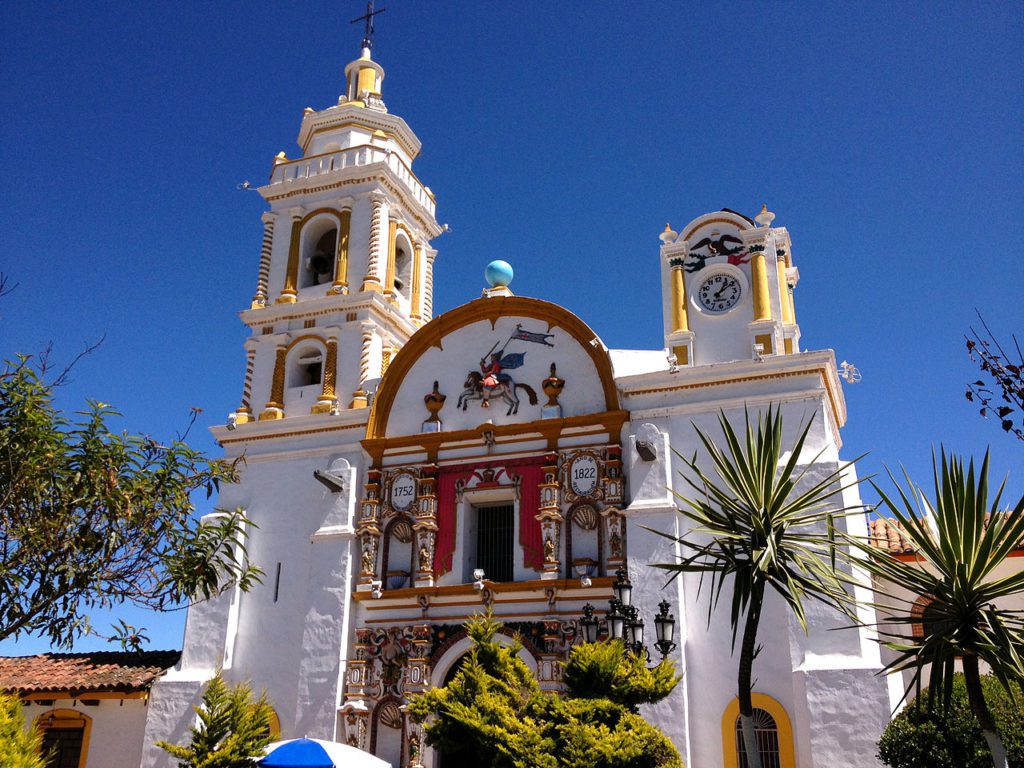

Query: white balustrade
[{"left": 268, "top": 145, "right": 435, "bottom": 215}]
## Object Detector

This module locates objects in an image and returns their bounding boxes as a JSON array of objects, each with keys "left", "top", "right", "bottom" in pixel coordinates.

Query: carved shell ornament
[
  {"left": 391, "top": 518, "right": 413, "bottom": 543},
  {"left": 455, "top": 324, "right": 552, "bottom": 416},
  {"left": 572, "top": 503, "right": 598, "bottom": 531},
  {"left": 378, "top": 700, "right": 403, "bottom": 729}
]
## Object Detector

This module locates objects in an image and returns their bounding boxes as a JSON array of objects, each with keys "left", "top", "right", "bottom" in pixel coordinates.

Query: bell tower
[
  {"left": 232, "top": 33, "right": 442, "bottom": 425},
  {"left": 658, "top": 206, "right": 800, "bottom": 367}
]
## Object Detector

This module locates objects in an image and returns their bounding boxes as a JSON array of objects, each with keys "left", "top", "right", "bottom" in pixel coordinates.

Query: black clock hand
[{"left": 714, "top": 282, "right": 730, "bottom": 299}]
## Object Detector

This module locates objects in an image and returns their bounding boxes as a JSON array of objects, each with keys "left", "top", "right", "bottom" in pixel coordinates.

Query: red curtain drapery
[
  {"left": 433, "top": 468, "right": 462, "bottom": 576},
  {"left": 433, "top": 456, "right": 547, "bottom": 576},
  {"left": 516, "top": 462, "right": 545, "bottom": 570}
]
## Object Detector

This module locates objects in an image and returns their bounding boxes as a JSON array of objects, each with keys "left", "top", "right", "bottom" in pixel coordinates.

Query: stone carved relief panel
[{"left": 558, "top": 445, "right": 625, "bottom": 576}]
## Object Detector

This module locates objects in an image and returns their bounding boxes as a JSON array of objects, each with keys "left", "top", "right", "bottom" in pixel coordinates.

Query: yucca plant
[
  {"left": 853, "top": 449, "right": 1024, "bottom": 768},
  {"left": 651, "top": 406, "right": 864, "bottom": 768}
]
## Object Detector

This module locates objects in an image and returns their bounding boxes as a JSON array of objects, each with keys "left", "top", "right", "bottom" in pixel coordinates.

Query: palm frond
[
  {"left": 651, "top": 405, "right": 865, "bottom": 641},
  {"left": 847, "top": 448, "right": 1024, "bottom": 710}
]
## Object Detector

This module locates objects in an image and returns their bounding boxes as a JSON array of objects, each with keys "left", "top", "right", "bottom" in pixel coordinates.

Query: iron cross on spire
[{"left": 351, "top": 1, "right": 386, "bottom": 51}]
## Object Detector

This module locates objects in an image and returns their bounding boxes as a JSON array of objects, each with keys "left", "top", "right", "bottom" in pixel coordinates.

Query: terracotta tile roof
[
  {"left": 868, "top": 513, "right": 1024, "bottom": 556},
  {"left": 0, "top": 650, "right": 180, "bottom": 695},
  {"left": 868, "top": 517, "right": 917, "bottom": 554}
]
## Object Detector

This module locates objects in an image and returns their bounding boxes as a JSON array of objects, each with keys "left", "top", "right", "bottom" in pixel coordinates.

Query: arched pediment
[
  {"left": 366, "top": 296, "right": 619, "bottom": 439},
  {"left": 680, "top": 208, "right": 754, "bottom": 245}
]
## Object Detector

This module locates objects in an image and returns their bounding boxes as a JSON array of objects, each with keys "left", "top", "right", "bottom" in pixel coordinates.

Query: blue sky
[{"left": 2, "top": 2, "right": 1022, "bottom": 654}]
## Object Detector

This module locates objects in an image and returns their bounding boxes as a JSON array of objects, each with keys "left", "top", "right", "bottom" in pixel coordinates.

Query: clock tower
[{"left": 659, "top": 207, "right": 800, "bottom": 367}]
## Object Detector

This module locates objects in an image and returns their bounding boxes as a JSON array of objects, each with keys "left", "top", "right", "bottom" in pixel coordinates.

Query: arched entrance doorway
[{"left": 435, "top": 653, "right": 470, "bottom": 768}]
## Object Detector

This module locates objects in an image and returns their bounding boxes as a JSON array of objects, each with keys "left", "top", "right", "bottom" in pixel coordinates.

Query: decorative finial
[
  {"left": 484, "top": 260, "right": 514, "bottom": 288},
  {"left": 755, "top": 204, "right": 775, "bottom": 228},
  {"left": 351, "top": 1, "right": 386, "bottom": 53},
  {"left": 659, "top": 223, "right": 678, "bottom": 244}
]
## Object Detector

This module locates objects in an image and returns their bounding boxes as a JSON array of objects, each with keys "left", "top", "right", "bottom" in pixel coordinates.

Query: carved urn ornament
[
  {"left": 422, "top": 380, "right": 446, "bottom": 432},
  {"left": 541, "top": 362, "right": 565, "bottom": 418}
]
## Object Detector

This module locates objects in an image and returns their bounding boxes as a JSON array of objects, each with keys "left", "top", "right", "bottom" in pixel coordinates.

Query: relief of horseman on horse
[{"left": 456, "top": 324, "right": 553, "bottom": 415}]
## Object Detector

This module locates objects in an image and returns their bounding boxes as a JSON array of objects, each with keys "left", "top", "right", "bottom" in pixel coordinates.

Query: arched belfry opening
[
  {"left": 289, "top": 346, "right": 323, "bottom": 388},
  {"left": 300, "top": 219, "right": 338, "bottom": 288},
  {"left": 393, "top": 237, "right": 412, "bottom": 298}
]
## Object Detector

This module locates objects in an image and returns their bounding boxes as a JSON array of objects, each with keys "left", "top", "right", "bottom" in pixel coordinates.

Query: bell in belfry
[{"left": 309, "top": 250, "right": 332, "bottom": 278}]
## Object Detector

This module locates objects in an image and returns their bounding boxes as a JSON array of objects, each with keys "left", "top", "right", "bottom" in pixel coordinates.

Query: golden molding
[
  {"left": 364, "top": 411, "right": 628, "bottom": 465},
  {"left": 624, "top": 367, "right": 842, "bottom": 439},
  {"left": 217, "top": 420, "right": 367, "bottom": 446},
  {"left": 300, "top": 120, "right": 419, "bottom": 159},
  {"left": 353, "top": 576, "right": 614, "bottom": 602},
  {"left": 264, "top": 175, "right": 437, "bottom": 234}
]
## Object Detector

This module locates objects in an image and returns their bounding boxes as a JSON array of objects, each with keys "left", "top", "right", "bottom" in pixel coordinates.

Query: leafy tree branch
[
  {"left": 0, "top": 355, "right": 262, "bottom": 650},
  {"left": 965, "top": 314, "right": 1023, "bottom": 442}
]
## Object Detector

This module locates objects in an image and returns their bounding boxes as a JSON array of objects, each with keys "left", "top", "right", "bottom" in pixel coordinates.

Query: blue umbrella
[{"left": 259, "top": 738, "right": 392, "bottom": 768}]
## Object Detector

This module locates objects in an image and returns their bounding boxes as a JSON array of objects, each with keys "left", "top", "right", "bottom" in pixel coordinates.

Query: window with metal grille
[
  {"left": 735, "top": 708, "right": 781, "bottom": 768},
  {"left": 41, "top": 726, "right": 84, "bottom": 768},
  {"left": 476, "top": 504, "right": 514, "bottom": 582}
]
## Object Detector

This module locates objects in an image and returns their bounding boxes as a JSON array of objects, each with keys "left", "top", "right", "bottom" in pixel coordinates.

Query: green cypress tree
[
  {"left": 562, "top": 639, "right": 679, "bottom": 711},
  {"left": 0, "top": 693, "right": 46, "bottom": 768},
  {"left": 156, "top": 674, "right": 272, "bottom": 768},
  {"left": 408, "top": 612, "right": 683, "bottom": 768}
]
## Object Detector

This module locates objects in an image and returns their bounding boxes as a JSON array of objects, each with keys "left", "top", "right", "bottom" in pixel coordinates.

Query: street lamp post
[
  {"left": 580, "top": 602, "right": 600, "bottom": 644},
  {"left": 653, "top": 600, "right": 677, "bottom": 658},
  {"left": 612, "top": 567, "right": 632, "bottom": 607},
  {"left": 579, "top": 568, "right": 676, "bottom": 661},
  {"left": 606, "top": 598, "right": 626, "bottom": 641}
]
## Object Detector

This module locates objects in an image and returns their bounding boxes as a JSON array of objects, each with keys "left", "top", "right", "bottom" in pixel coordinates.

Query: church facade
[{"left": 140, "top": 41, "right": 896, "bottom": 768}]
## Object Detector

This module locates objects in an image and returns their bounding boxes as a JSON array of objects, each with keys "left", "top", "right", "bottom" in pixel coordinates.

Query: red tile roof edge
[
  {"left": 867, "top": 513, "right": 1024, "bottom": 556},
  {"left": 0, "top": 649, "right": 181, "bottom": 695}
]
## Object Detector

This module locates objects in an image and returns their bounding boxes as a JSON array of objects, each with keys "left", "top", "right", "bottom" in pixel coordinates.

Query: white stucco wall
[
  {"left": 622, "top": 384, "right": 890, "bottom": 768},
  {"left": 219, "top": 447, "right": 358, "bottom": 740},
  {"left": 26, "top": 699, "right": 150, "bottom": 768},
  {"left": 144, "top": 434, "right": 362, "bottom": 767},
  {"left": 140, "top": 680, "right": 206, "bottom": 768}
]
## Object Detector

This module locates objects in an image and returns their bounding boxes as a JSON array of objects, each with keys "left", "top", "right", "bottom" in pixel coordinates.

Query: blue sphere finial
[{"left": 485, "top": 260, "right": 514, "bottom": 288}]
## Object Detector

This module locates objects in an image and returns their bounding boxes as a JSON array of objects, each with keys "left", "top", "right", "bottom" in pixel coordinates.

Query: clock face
[{"left": 697, "top": 273, "right": 742, "bottom": 313}]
